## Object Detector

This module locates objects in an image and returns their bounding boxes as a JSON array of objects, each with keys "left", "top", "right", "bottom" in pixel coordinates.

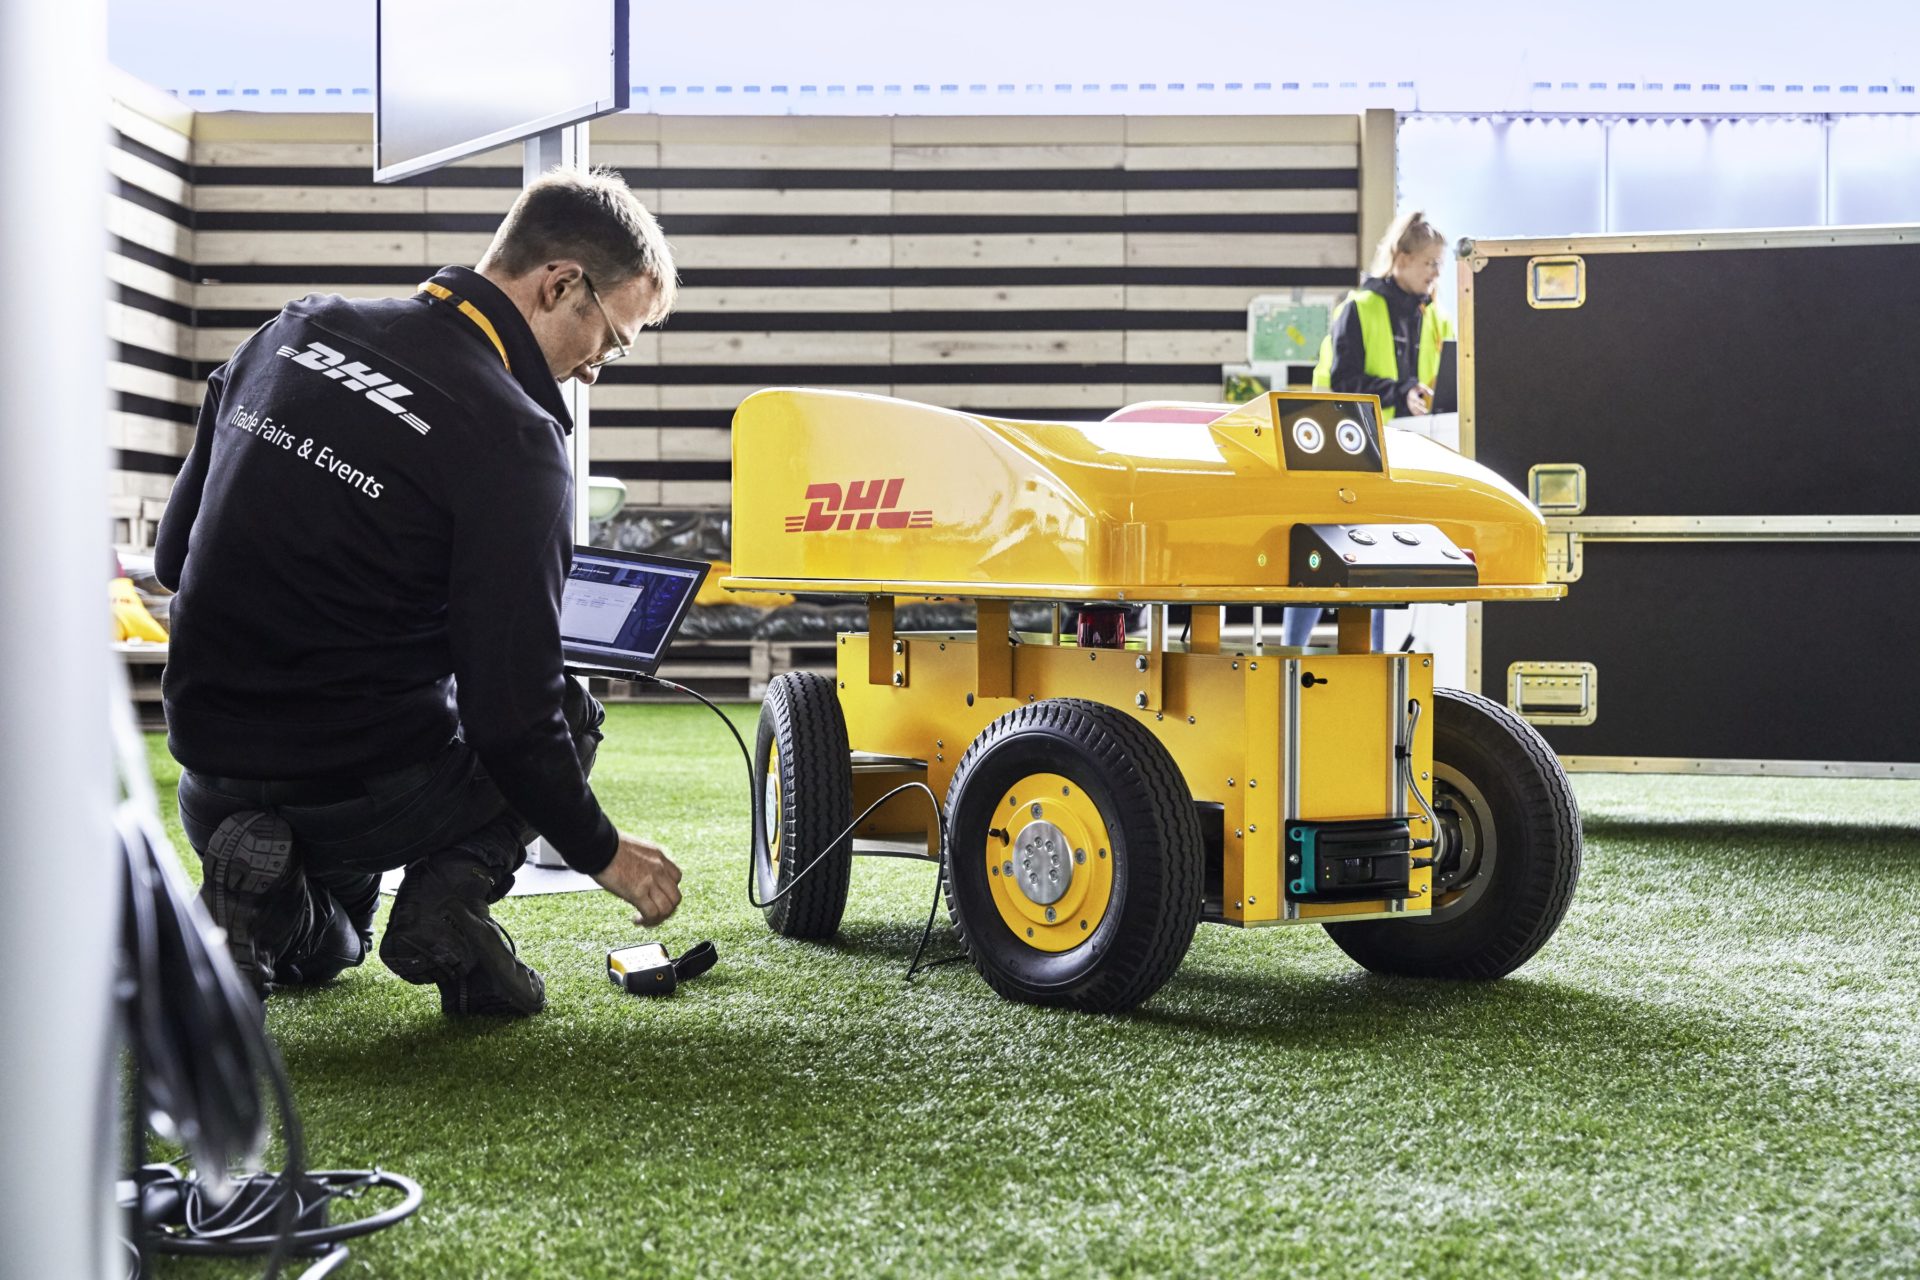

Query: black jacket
[
  {"left": 155, "top": 266, "right": 617, "bottom": 874},
  {"left": 1329, "top": 274, "right": 1430, "bottom": 415}
]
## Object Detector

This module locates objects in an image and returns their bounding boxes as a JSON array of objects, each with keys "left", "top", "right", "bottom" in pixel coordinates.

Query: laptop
[
  {"left": 1430, "top": 338, "right": 1459, "bottom": 415},
  {"left": 560, "top": 545, "right": 710, "bottom": 678}
]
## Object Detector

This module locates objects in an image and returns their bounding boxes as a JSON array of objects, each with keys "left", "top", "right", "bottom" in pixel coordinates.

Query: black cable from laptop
[
  {"left": 634, "top": 673, "right": 963, "bottom": 981},
  {"left": 113, "top": 664, "right": 421, "bottom": 1280}
]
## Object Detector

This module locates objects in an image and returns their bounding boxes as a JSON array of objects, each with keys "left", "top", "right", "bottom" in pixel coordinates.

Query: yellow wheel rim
[
  {"left": 984, "top": 772, "right": 1114, "bottom": 953},
  {"left": 764, "top": 747, "right": 783, "bottom": 874}
]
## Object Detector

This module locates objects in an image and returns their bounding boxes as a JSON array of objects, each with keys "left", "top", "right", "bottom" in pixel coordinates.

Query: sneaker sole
[{"left": 201, "top": 812, "right": 297, "bottom": 990}]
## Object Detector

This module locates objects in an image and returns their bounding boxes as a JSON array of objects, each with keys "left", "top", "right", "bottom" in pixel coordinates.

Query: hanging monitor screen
[{"left": 374, "top": 0, "right": 628, "bottom": 183}]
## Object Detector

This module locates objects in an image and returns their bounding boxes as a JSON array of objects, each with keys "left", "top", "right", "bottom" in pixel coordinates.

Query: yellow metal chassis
[{"left": 841, "top": 599, "right": 1436, "bottom": 928}]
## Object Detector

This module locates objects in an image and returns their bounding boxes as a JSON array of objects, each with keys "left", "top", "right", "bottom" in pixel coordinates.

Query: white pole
[
  {"left": 0, "top": 0, "right": 118, "bottom": 1274},
  {"left": 525, "top": 126, "right": 592, "bottom": 869},
  {"left": 524, "top": 124, "right": 593, "bottom": 544}
]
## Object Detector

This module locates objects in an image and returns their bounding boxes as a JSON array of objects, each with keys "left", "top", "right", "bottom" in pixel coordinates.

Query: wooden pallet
[
  {"left": 117, "top": 642, "right": 168, "bottom": 730},
  {"left": 122, "top": 635, "right": 841, "bottom": 731}
]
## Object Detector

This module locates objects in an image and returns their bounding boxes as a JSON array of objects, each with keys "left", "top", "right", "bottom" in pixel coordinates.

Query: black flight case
[{"left": 1457, "top": 224, "right": 1920, "bottom": 779}]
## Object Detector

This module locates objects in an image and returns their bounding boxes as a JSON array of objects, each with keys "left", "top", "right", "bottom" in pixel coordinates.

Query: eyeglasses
[{"left": 581, "top": 273, "right": 629, "bottom": 370}]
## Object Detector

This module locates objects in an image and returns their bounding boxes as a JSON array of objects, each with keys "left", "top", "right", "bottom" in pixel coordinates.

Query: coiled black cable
[{"left": 113, "top": 663, "right": 420, "bottom": 1279}]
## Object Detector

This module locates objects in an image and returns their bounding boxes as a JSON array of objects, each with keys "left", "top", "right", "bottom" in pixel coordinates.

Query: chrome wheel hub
[{"left": 1011, "top": 819, "right": 1072, "bottom": 906}]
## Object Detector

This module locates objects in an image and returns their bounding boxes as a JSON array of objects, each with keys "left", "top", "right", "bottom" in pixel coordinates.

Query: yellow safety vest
[{"left": 1310, "top": 289, "right": 1453, "bottom": 422}]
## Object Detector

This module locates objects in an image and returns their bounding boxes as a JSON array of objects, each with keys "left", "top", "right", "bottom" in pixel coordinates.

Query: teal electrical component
[
  {"left": 1285, "top": 819, "right": 1414, "bottom": 902},
  {"left": 1287, "top": 823, "right": 1321, "bottom": 898}
]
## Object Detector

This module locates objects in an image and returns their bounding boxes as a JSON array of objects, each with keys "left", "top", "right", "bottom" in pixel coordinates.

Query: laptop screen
[{"left": 560, "top": 547, "right": 709, "bottom": 676}]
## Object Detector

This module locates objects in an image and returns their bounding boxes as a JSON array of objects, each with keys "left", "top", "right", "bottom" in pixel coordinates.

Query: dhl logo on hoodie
[{"left": 276, "top": 340, "right": 434, "bottom": 436}]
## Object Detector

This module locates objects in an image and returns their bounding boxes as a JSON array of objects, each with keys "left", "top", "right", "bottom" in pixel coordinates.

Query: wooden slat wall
[
  {"left": 175, "top": 111, "right": 1365, "bottom": 510},
  {"left": 108, "top": 80, "right": 198, "bottom": 538}
]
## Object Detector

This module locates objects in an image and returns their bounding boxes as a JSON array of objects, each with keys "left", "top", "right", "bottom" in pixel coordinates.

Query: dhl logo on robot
[{"left": 784, "top": 478, "right": 934, "bottom": 533}]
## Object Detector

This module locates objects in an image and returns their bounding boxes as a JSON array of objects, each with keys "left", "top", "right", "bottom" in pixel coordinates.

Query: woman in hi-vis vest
[{"left": 1288, "top": 211, "right": 1455, "bottom": 649}]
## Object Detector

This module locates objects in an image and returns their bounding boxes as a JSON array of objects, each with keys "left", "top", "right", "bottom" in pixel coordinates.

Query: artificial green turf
[{"left": 146, "top": 705, "right": 1920, "bottom": 1279}]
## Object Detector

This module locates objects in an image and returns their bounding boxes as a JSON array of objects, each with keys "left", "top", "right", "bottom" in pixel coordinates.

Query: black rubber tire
[
  {"left": 943, "top": 699, "right": 1203, "bottom": 1013},
  {"left": 752, "top": 672, "right": 854, "bottom": 939},
  {"left": 1324, "top": 687, "right": 1581, "bottom": 979}
]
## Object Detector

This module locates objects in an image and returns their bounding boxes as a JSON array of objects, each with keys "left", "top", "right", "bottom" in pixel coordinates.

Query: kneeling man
[{"left": 156, "top": 168, "right": 682, "bottom": 1016}]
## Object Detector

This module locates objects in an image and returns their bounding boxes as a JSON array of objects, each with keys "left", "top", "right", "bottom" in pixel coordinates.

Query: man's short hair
[{"left": 480, "top": 167, "right": 678, "bottom": 325}]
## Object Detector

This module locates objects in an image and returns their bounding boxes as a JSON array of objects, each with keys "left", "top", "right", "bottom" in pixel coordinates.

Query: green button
[{"left": 1308, "top": 550, "right": 1322, "bottom": 570}]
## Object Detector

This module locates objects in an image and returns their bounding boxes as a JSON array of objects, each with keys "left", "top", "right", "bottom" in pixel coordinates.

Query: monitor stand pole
[{"left": 526, "top": 125, "right": 594, "bottom": 870}]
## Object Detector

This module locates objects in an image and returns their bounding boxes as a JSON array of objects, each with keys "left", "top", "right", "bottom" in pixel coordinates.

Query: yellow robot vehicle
[{"left": 725, "top": 388, "right": 1579, "bottom": 1013}]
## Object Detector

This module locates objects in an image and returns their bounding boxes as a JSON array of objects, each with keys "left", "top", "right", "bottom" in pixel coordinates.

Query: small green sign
[
  {"left": 1248, "top": 292, "right": 1334, "bottom": 363},
  {"left": 1308, "top": 550, "right": 1322, "bottom": 570}
]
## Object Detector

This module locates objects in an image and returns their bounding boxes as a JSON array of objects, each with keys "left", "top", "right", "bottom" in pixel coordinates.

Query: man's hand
[
  {"left": 1406, "top": 383, "right": 1434, "bottom": 416},
  {"left": 592, "top": 830, "right": 683, "bottom": 927}
]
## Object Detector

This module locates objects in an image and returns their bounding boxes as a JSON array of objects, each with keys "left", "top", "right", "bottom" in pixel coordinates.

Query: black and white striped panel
[
  {"left": 186, "top": 112, "right": 1361, "bottom": 509},
  {"left": 108, "top": 82, "right": 197, "bottom": 540},
  {"left": 593, "top": 114, "right": 1359, "bottom": 506}
]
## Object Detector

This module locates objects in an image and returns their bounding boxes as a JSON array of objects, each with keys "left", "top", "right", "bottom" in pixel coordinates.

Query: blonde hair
[
  {"left": 1368, "top": 209, "right": 1445, "bottom": 279},
  {"left": 479, "top": 166, "right": 679, "bottom": 326}
]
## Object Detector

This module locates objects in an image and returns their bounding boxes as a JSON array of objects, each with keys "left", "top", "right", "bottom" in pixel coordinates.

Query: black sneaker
[
  {"left": 380, "top": 856, "right": 546, "bottom": 1017},
  {"left": 273, "top": 899, "right": 369, "bottom": 987},
  {"left": 438, "top": 920, "right": 546, "bottom": 1017},
  {"left": 199, "top": 810, "right": 302, "bottom": 995}
]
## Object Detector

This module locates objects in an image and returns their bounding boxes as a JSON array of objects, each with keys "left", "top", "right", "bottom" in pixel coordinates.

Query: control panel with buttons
[{"left": 1288, "top": 523, "right": 1479, "bottom": 589}]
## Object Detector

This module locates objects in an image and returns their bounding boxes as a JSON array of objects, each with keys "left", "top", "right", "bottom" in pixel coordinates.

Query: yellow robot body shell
[{"left": 725, "top": 387, "right": 1560, "bottom": 603}]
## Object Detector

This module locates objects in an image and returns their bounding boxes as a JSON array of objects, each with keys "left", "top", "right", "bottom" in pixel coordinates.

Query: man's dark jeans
[{"left": 177, "top": 679, "right": 604, "bottom": 980}]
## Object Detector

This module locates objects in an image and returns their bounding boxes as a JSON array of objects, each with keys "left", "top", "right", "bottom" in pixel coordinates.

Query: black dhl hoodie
[{"left": 155, "top": 266, "right": 617, "bottom": 873}]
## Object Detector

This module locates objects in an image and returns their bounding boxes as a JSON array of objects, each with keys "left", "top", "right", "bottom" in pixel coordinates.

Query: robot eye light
[{"left": 1274, "top": 396, "right": 1383, "bottom": 474}]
